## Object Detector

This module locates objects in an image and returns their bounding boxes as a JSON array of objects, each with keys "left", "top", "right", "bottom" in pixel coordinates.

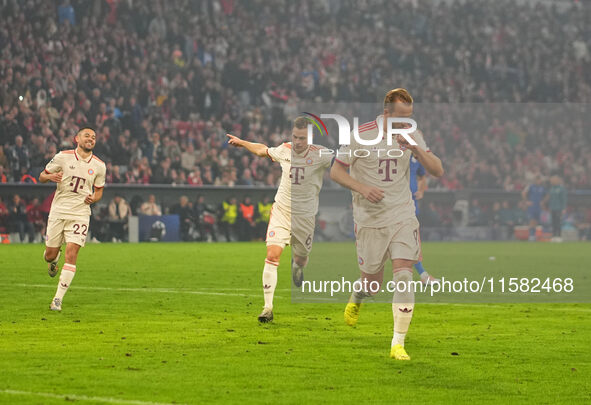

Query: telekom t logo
[
  {"left": 290, "top": 167, "right": 305, "bottom": 184},
  {"left": 378, "top": 159, "right": 397, "bottom": 182},
  {"left": 70, "top": 176, "right": 86, "bottom": 193},
  {"left": 305, "top": 114, "right": 418, "bottom": 146}
]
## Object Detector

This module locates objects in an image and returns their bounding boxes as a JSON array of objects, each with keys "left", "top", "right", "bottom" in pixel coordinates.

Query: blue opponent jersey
[
  {"left": 527, "top": 184, "right": 546, "bottom": 208},
  {"left": 410, "top": 156, "right": 426, "bottom": 200}
]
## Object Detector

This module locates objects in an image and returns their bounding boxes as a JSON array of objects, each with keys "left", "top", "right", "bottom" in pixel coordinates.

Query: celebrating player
[
  {"left": 330, "top": 88, "right": 444, "bottom": 360},
  {"left": 227, "top": 117, "right": 333, "bottom": 323},
  {"left": 409, "top": 156, "right": 440, "bottom": 285},
  {"left": 39, "top": 127, "right": 106, "bottom": 311}
]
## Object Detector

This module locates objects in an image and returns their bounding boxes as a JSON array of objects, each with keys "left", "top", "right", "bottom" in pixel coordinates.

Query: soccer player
[
  {"left": 39, "top": 127, "right": 106, "bottom": 311},
  {"left": 409, "top": 156, "right": 439, "bottom": 284},
  {"left": 330, "top": 88, "right": 444, "bottom": 360},
  {"left": 227, "top": 117, "right": 333, "bottom": 323},
  {"left": 545, "top": 175, "right": 567, "bottom": 242},
  {"left": 522, "top": 176, "right": 547, "bottom": 241}
]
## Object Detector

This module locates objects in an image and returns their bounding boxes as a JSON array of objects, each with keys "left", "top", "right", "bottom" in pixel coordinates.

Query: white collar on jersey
[{"left": 74, "top": 149, "right": 93, "bottom": 163}]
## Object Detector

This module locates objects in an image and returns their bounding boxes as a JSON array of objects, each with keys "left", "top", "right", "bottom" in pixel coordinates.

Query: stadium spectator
[
  {"left": 170, "top": 196, "right": 195, "bottom": 241},
  {"left": 237, "top": 196, "right": 256, "bottom": 241},
  {"left": 8, "top": 136, "right": 30, "bottom": 181},
  {"left": 194, "top": 195, "right": 218, "bottom": 242},
  {"left": 8, "top": 194, "right": 30, "bottom": 242},
  {"left": 108, "top": 195, "right": 131, "bottom": 242},
  {"left": 140, "top": 194, "right": 162, "bottom": 216},
  {"left": 220, "top": 197, "right": 238, "bottom": 242},
  {"left": 26, "top": 197, "right": 45, "bottom": 242},
  {"left": 0, "top": 196, "right": 9, "bottom": 232},
  {"left": 0, "top": 166, "right": 8, "bottom": 183},
  {"left": 256, "top": 196, "right": 273, "bottom": 239}
]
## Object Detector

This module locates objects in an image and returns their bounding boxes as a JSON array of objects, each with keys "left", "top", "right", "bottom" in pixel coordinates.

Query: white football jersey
[
  {"left": 335, "top": 116, "right": 429, "bottom": 227},
  {"left": 44, "top": 149, "right": 107, "bottom": 220},
  {"left": 267, "top": 142, "right": 333, "bottom": 216}
]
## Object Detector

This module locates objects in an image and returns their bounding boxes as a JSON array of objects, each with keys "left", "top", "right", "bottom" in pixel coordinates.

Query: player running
[
  {"left": 330, "top": 88, "right": 444, "bottom": 360},
  {"left": 227, "top": 117, "right": 333, "bottom": 323},
  {"left": 39, "top": 127, "right": 106, "bottom": 311},
  {"left": 409, "top": 156, "right": 440, "bottom": 285}
]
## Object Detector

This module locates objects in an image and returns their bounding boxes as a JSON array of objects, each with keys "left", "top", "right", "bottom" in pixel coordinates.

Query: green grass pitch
[{"left": 0, "top": 242, "right": 589, "bottom": 404}]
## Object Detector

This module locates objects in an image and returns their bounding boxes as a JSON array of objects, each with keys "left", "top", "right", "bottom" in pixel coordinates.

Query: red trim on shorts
[
  {"left": 94, "top": 185, "right": 104, "bottom": 189},
  {"left": 265, "top": 259, "right": 279, "bottom": 266},
  {"left": 334, "top": 158, "right": 350, "bottom": 167}
]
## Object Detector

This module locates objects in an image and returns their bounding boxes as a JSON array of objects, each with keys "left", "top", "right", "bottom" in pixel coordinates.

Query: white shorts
[
  {"left": 265, "top": 203, "right": 315, "bottom": 257},
  {"left": 46, "top": 217, "right": 90, "bottom": 248},
  {"left": 291, "top": 215, "right": 316, "bottom": 257},
  {"left": 355, "top": 216, "right": 422, "bottom": 274}
]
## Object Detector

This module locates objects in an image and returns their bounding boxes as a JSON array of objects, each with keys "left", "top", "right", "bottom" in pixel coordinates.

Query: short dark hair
[
  {"left": 76, "top": 127, "right": 96, "bottom": 136},
  {"left": 293, "top": 116, "right": 309, "bottom": 130}
]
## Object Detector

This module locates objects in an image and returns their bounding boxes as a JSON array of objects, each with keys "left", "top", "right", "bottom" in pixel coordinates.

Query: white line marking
[
  {"left": 6, "top": 283, "right": 285, "bottom": 298},
  {"left": 0, "top": 389, "right": 183, "bottom": 405}
]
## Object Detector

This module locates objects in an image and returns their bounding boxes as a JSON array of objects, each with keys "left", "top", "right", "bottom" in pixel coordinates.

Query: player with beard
[{"left": 39, "top": 127, "right": 106, "bottom": 311}]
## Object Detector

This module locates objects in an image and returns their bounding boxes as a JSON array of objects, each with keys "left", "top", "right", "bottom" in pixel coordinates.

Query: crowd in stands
[
  {"left": 2, "top": 191, "right": 591, "bottom": 243},
  {"left": 1, "top": 0, "right": 590, "bottom": 192}
]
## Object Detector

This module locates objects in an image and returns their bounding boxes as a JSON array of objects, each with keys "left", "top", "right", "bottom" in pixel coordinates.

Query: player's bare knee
[{"left": 44, "top": 248, "right": 59, "bottom": 262}]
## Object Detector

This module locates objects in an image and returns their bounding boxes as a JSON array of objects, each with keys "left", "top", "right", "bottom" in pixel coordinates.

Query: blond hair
[{"left": 384, "top": 88, "right": 413, "bottom": 111}]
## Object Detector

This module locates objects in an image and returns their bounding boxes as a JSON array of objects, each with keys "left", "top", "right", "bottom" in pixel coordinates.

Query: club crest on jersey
[
  {"left": 269, "top": 231, "right": 275, "bottom": 237},
  {"left": 88, "top": 169, "right": 94, "bottom": 175},
  {"left": 305, "top": 158, "right": 313, "bottom": 165}
]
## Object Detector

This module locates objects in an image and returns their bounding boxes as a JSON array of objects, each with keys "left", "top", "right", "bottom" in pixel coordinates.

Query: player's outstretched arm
[
  {"left": 330, "top": 160, "right": 384, "bottom": 203},
  {"left": 226, "top": 134, "right": 268, "bottom": 157},
  {"left": 39, "top": 170, "right": 62, "bottom": 183}
]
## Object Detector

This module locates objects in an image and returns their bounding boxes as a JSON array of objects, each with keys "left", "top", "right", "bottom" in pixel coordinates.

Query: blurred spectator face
[
  {"left": 114, "top": 195, "right": 122, "bottom": 203},
  {"left": 148, "top": 194, "right": 156, "bottom": 203},
  {"left": 15, "top": 136, "right": 23, "bottom": 147},
  {"left": 13, "top": 195, "right": 21, "bottom": 204}
]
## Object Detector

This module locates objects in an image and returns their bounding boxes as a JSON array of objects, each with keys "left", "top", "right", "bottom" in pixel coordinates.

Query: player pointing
[
  {"left": 227, "top": 117, "right": 333, "bottom": 323},
  {"left": 40, "top": 127, "right": 106, "bottom": 311},
  {"left": 330, "top": 88, "right": 444, "bottom": 360}
]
